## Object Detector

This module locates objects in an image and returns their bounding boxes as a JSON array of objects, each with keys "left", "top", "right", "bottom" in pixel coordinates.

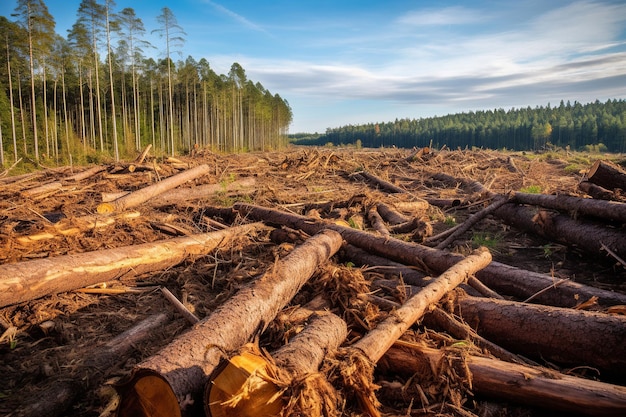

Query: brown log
[
  {"left": 494, "top": 203, "right": 626, "bottom": 259},
  {"left": 510, "top": 191, "right": 626, "bottom": 224},
  {"left": 97, "top": 164, "right": 211, "bottom": 213},
  {"left": 134, "top": 144, "right": 152, "bottom": 164},
  {"left": 352, "top": 170, "right": 407, "bottom": 194},
  {"left": 16, "top": 211, "right": 141, "bottom": 244},
  {"left": 434, "top": 195, "right": 510, "bottom": 249},
  {"left": 63, "top": 165, "right": 106, "bottom": 182},
  {"left": 0, "top": 223, "right": 261, "bottom": 307},
  {"left": 233, "top": 203, "right": 626, "bottom": 307},
  {"left": 21, "top": 181, "right": 62, "bottom": 197},
  {"left": 352, "top": 249, "right": 491, "bottom": 363},
  {"left": 382, "top": 344, "right": 626, "bottom": 416},
  {"left": 148, "top": 177, "right": 256, "bottom": 207},
  {"left": 578, "top": 180, "right": 618, "bottom": 201},
  {"left": 115, "top": 229, "right": 343, "bottom": 417},
  {"left": 366, "top": 206, "right": 390, "bottom": 238},
  {"left": 16, "top": 312, "right": 171, "bottom": 417},
  {"left": 454, "top": 295, "right": 626, "bottom": 375},
  {"left": 376, "top": 202, "right": 410, "bottom": 225},
  {"left": 587, "top": 159, "right": 626, "bottom": 191},
  {"left": 430, "top": 172, "right": 626, "bottom": 259},
  {"left": 205, "top": 313, "right": 347, "bottom": 417}
]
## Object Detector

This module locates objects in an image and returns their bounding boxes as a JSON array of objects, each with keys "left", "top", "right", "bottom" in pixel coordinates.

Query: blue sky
[{"left": 2, "top": 0, "right": 626, "bottom": 133}]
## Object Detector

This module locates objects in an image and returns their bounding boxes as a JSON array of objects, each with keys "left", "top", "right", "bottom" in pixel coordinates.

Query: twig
[
  {"left": 160, "top": 286, "right": 200, "bottom": 324},
  {"left": 523, "top": 277, "right": 569, "bottom": 303},
  {"left": 600, "top": 241, "right": 626, "bottom": 268}
]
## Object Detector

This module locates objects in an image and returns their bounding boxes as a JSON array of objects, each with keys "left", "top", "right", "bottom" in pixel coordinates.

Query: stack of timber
[{"left": 0, "top": 147, "right": 625, "bottom": 417}]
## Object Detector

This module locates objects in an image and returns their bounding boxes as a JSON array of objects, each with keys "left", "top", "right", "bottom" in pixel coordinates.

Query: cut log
[
  {"left": 430, "top": 172, "right": 626, "bottom": 259},
  {"left": 233, "top": 203, "right": 626, "bottom": 307},
  {"left": 16, "top": 211, "right": 141, "bottom": 244},
  {"left": 352, "top": 170, "right": 406, "bottom": 193},
  {"left": 21, "top": 181, "right": 63, "bottom": 197},
  {"left": 205, "top": 313, "right": 348, "bottom": 417},
  {"left": 134, "top": 144, "right": 152, "bottom": 164},
  {"left": 587, "top": 159, "right": 626, "bottom": 192},
  {"left": 63, "top": 165, "right": 106, "bottom": 182},
  {"left": 352, "top": 248, "right": 492, "bottom": 363},
  {"left": 114, "top": 229, "right": 343, "bottom": 417},
  {"left": 382, "top": 343, "right": 626, "bottom": 416},
  {"left": 510, "top": 191, "right": 626, "bottom": 224},
  {"left": 0, "top": 222, "right": 261, "bottom": 307},
  {"left": 366, "top": 206, "right": 390, "bottom": 238},
  {"left": 578, "top": 180, "right": 618, "bottom": 201},
  {"left": 148, "top": 177, "right": 257, "bottom": 207},
  {"left": 376, "top": 202, "right": 410, "bottom": 225},
  {"left": 454, "top": 295, "right": 626, "bottom": 375},
  {"left": 97, "top": 164, "right": 211, "bottom": 213},
  {"left": 495, "top": 203, "right": 626, "bottom": 259},
  {"left": 16, "top": 312, "right": 171, "bottom": 417}
]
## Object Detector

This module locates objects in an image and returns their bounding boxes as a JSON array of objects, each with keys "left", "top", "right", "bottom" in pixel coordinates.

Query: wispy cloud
[
  {"left": 397, "top": 6, "right": 487, "bottom": 26},
  {"left": 200, "top": 0, "right": 270, "bottom": 35}
]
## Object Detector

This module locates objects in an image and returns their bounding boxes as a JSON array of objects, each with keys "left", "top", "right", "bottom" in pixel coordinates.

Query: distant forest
[
  {"left": 297, "top": 99, "right": 626, "bottom": 153},
  {"left": 0, "top": 1, "right": 292, "bottom": 168}
]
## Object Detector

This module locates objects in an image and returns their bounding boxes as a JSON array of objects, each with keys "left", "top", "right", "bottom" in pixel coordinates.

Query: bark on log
[
  {"left": 63, "top": 165, "right": 106, "bottom": 182},
  {"left": 587, "top": 159, "right": 626, "bottom": 192},
  {"left": 115, "top": 229, "right": 343, "bottom": 417},
  {"left": 494, "top": 203, "right": 626, "bottom": 259},
  {"left": 578, "top": 180, "right": 618, "bottom": 201},
  {"left": 430, "top": 172, "right": 626, "bottom": 259},
  {"left": 353, "top": 170, "right": 407, "bottom": 193},
  {"left": 352, "top": 249, "right": 492, "bottom": 363},
  {"left": 149, "top": 177, "right": 256, "bottom": 207},
  {"left": 0, "top": 223, "right": 261, "bottom": 307},
  {"left": 205, "top": 313, "right": 348, "bottom": 417},
  {"left": 21, "top": 181, "right": 63, "bottom": 197},
  {"left": 16, "top": 312, "right": 171, "bottom": 417},
  {"left": 367, "top": 206, "right": 390, "bottom": 238},
  {"left": 376, "top": 202, "right": 410, "bottom": 225},
  {"left": 382, "top": 344, "right": 626, "bottom": 416},
  {"left": 16, "top": 211, "right": 141, "bottom": 244},
  {"left": 454, "top": 295, "right": 626, "bottom": 375},
  {"left": 510, "top": 191, "right": 626, "bottom": 224},
  {"left": 134, "top": 144, "right": 152, "bottom": 164},
  {"left": 233, "top": 203, "right": 626, "bottom": 307},
  {"left": 97, "top": 164, "right": 211, "bottom": 213}
]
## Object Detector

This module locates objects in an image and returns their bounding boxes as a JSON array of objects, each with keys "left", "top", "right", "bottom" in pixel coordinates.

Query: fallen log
[
  {"left": 376, "top": 202, "right": 410, "bottom": 225},
  {"left": 587, "top": 159, "right": 626, "bottom": 192},
  {"left": 205, "top": 313, "right": 348, "bottom": 417},
  {"left": 134, "top": 144, "right": 152, "bottom": 164},
  {"left": 454, "top": 294, "right": 626, "bottom": 375},
  {"left": 16, "top": 312, "right": 171, "bottom": 417},
  {"left": 337, "top": 249, "right": 492, "bottom": 416},
  {"left": 430, "top": 172, "right": 626, "bottom": 259},
  {"left": 21, "top": 181, "right": 63, "bottom": 197},
  {"left": 115, "top": 229, "right": 343, "bottom": 417},
  {"left": 353, "top": 249, "right": 492, "bottom": 363},
  {"left": 63, "top": 165, "right": 107, "bottom": 182},
  {"left": 495, "top": 203, "right": 626, "bottom": 259},
  {"left": 233, "top": 203, "right": 626, "bottom": 307},
  {"left": 578, "top": 180, "right": 618, "bottom": 201},
  {"left": 16, "top": 211, "right": 141, "bottom": 244},
  {"left": 0, "top": 222, "right": 261, "bottom": 307},
  {"left": 97, "top": 164, "right": 211, "bottom": 213},
  {"left": 510, "top": 191, "right": 626, "bottom": 224},
  {"left": 366, "top": 206, "right": 390, "bottom": 238},
  {"left": 148, "top": 176, "right": 256, "bottom": 207},
  {"left": 382, "top": 343, "right": 626, "bottom": 416}
]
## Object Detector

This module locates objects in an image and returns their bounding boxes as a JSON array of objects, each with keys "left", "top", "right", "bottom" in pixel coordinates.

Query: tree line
[
  {"left": 0, "top": 0, "right": 293, "bottom": 168},
  {"left": 301, "top": 99, "right": 626, "bottom": 153}
]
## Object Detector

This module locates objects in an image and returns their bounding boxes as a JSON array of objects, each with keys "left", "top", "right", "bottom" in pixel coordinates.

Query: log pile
[{"left": 0, "top": 147, "right": 625, "bottom": 417}]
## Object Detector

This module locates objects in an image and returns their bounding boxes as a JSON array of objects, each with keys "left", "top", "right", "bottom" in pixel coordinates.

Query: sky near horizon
[{"left": 2, "top": 0, "right": 626, "bottom": 133}]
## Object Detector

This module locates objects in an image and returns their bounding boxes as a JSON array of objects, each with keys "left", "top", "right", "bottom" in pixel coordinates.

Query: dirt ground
[{"left": 1, "top": 146, "right": 625, "bottom": 417}]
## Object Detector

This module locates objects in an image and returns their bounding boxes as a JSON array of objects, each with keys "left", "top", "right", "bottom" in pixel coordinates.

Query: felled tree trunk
[
  {"left": 454, "top": 294, "right": 626, "bottom": 375},
  {"left": 115, "top": 230, "right": 343, "bottom": 417},
  {"left": 16, "top": 312, "right": 171, "bottom": 417},
  {"left": 64, "top": 165, "right": 107, "bottom": 182},
  {"left": 97, "top": 164, "right": 211, "bottom": 213},
  {"left": 579, "top": 180, "right": 619, "bottom": 201},
  {"left": 233, "top": 203, "right": 626, "bottom": 307},
  {"left": 148, "top": 177, "right": 256, "bottom": 207},
  {"left": 352, "top": 249, "right": 492, "bottom": 363},
  {"left": 510, "top": 191, "right": 626, "bottom": 224},
  {"left": 205, "top": 313, "right": 348, "bottom": 417},
  {"left": 0, "top": 223, "right": 261, "bottom": 307},
  {"left": 587, "top": 159, "right": 626, "bottom": 192},
  {"left": 382, "top": 344, "right": 626, "bottom": 416}
]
